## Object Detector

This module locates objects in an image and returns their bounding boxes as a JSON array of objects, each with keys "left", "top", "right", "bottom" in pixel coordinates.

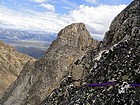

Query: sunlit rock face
[
  {"left": 0, "top": 40, "right": 34, "bottom": 98},
  {"left": 42, "top": 0, "right": 140, "bottom": 105},
  {"left": 0, "top": 23, "right": 98, "bottom": 105}
]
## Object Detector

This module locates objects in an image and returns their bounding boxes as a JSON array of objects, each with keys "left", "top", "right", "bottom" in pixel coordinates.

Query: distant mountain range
[
  {"left": 0, "top": 28, "right": 57, "bottom": 58},
  {"left": 0, "top": 28, "right": 57, "bottom": 42}
]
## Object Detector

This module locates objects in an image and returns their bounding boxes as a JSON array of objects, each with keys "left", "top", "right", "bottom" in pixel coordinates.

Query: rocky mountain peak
[
  {"left": 0, "top": 23, "right": 99, "bottom": 105},
  {"left": 58, "top": 23, "right": 91, "bottom": 46},
  {"left": 47, "top": 23, "right": 97, "bottom": 53},
  {"left": 40, "top": 1, "right": 140, "bottom": 104}
]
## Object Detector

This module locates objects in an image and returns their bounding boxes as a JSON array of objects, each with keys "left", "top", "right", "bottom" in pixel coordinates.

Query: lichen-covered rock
[
  {"left": 42, "top": 0, "right": 140, "bottom": 105},
  {"left": 0, "top": 23, "right": 98, "bottom": 105},
  {"left": 0, "top": 40, "right": 34, "bottom": 98},
  {"left": 43, "top": 33, "right": 140, "bottom": 105},
  {"left": 102, "top": 0, "right": 140, "bottom": 48}
]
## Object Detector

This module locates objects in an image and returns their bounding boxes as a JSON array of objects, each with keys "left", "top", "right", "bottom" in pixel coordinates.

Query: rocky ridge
[
  {"left": 41, "top": 0, "right": 140, "bottom": 104},
  {"left": 1, "top": 0, "right": 139, "bottom": 104},
  {"left": 0, "top": 40, "right": 34, "bottom": 98},
  {"left": 0, "top": 23, "right": 98, "bottom": 105},
  {"left": 43, "top": 38, "right": 140, "bottom": 105}
]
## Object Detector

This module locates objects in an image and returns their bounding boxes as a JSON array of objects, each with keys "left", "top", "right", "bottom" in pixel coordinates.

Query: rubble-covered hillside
[
  {"left": 43, "top": 37, "right": 140, "bottom": 105},
  {"left": 42, "top": 0, "right": 140, "bottom": 104}
]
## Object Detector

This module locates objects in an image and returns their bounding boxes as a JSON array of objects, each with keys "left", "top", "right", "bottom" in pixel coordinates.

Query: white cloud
[
  {"left": 0, "top": 4, "right": 127, "bottom": 40},
  {"left": 40, "top": 3, "right": 55, "bottom": 12},
  {"left": 68, "top": 4, "right": 126, "bottom": 36},
  {"left": 0, "top": 6, "right": 69, "bottom": 33},
  {"left": 85, "top": 0, "right": 96, "bottom": 3}
]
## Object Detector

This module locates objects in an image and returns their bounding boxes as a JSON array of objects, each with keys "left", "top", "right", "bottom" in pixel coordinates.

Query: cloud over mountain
[{"left": 0, "top": 3, "right": 126, "bottom": 40}]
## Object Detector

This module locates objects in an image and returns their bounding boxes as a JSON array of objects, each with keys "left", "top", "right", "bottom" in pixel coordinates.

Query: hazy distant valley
[{"left": 0, "top": 28, "right": 57, "bottom": 58}]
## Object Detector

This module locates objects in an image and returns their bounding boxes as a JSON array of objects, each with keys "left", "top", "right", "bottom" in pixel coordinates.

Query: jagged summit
[
  {"left": 0, "top": 23, "right": 98, "bottom": 105},
  {"left": 46, "top": 23, "right": 97, "bottom": 53},
  {"left": 41, "top": 0, "right": 140, "bottom": 105},
  {"left": 61, "top": 23, "right": 92, "bottom": 48},
  {"left": 57, "top": 23, "right": 91, "bottom": 46}
]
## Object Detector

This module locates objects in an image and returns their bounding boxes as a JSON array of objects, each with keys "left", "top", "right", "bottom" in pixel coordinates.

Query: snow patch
[{"left": 118, "top": 82, "right": 130, "bottom": 94}]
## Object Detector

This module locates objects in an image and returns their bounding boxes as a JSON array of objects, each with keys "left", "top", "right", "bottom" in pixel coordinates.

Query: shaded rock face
[
  {"left": 41, "top": 0, "right": 140, "bottom": 105},
  {"left": 102, "top": 0, "right": 140, "bottom": 48},
  {"left": 0, "top": 23, "right": 98, "bottom": 105},
  {"left": 0, "top": 41, "right": 34, "bottom": 98}
]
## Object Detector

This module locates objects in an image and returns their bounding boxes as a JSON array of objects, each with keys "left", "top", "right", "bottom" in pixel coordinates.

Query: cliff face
[
  {"left": 0, "top": 41, "right": 34, "bottom": 98},
  {"left": 41, "top": 0, "right": 140, "bottom": 105},
  {"left": 0, "top": 23, "right": 98, "bottom": 105},
  {"left": 102, "top": 0, "right": 140, "bottom": 48}
]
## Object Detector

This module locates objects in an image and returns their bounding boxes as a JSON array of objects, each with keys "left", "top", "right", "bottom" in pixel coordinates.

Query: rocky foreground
[
  {"left": 42, "top": 0, "right": 140, "bottom": 104},
  {"left": 0, "top": 0, "right": 140, "bottom": 105}
]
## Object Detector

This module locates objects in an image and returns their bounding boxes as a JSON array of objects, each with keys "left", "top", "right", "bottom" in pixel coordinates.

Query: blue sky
[
  {"left": 0, "top": 0, "right": 133, "bottom": 40},
  {"left": 0, "top": 0, "right": 132, "bottom": 14}
]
